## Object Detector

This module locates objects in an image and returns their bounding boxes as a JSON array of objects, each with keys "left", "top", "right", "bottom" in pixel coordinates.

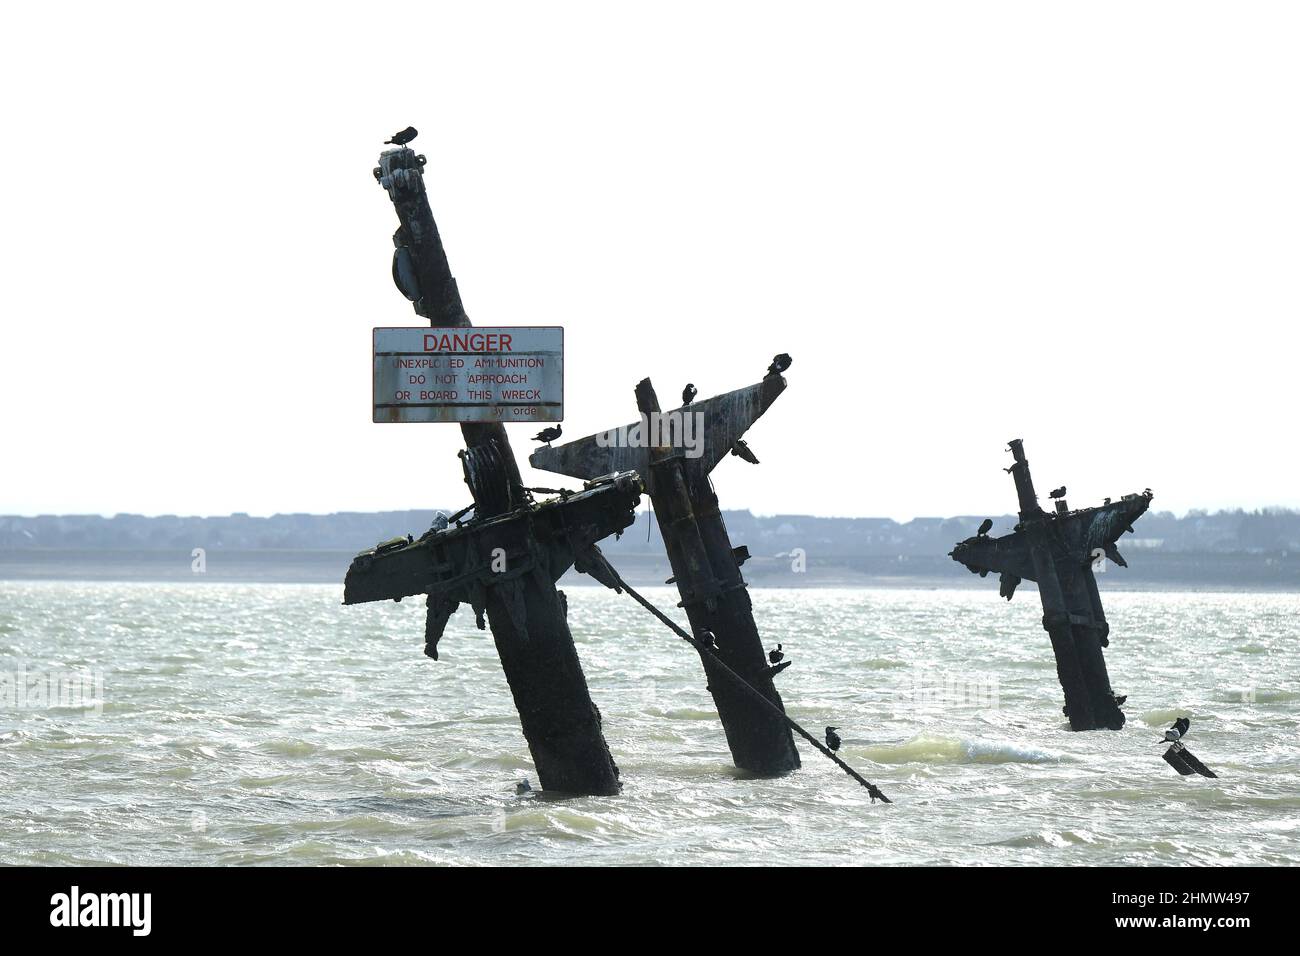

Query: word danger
[
  {"left": 421, "top": 331, "right": 513, "bottom": 352},
  {"left": 50, "top": 886, "right": 152, "bottom": 936},
  {"left": 373, "top": 326, "right": 563, "bottom": 423}
]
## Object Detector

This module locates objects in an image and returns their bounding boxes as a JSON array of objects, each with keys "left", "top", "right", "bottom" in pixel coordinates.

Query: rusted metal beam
[
  {"left": 375, "top": 147, "right": 524, "bottom": 512},
  {"left": 531, "top": 373, "right": 800, "bottom": 775},
  {"left": 528, "top": 376, "right": 787, "bottom": 480},
  {"left": 344, "top": 473, "right": 643, "bottom": 793},
  {"left": 352, "top": 145, "right": 627, "bottom": 794},
  {"left": 950, "top": 439, "right": 1151, "bottom": 731}
]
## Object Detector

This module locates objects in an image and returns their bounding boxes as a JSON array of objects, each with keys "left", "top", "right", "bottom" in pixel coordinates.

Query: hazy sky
[{"left": 2, "top": 2, "right": 1296, "bottom": 521}]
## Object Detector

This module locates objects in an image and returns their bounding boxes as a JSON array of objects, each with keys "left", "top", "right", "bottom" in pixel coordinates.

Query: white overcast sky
[{"left": 1, "top": 2, "right": 1296, "bottom": 521}]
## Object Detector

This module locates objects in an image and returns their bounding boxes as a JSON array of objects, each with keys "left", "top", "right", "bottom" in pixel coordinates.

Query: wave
[
  {"left": 863, "top": 734, "right": 1062, "bottom": 765},
  {"left": 258, "top": 739, "right": 320, "bottom": 757},
  {"left": 1251, "top": 689, "right": 1300, "bottom": 704},
  {"left": 1138, "top": 709, "right": 1190, "bottom": 727},
  {"left": 984, "top": 830, "right": 1096, "bottom": 849},
  {"left": 655, "top": 707, "right": 720, "bottom": 721}
]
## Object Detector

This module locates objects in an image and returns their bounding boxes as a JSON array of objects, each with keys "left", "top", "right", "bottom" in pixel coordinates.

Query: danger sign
[{"left": 372, "top": 326, "right": 563, "bottom": 423}]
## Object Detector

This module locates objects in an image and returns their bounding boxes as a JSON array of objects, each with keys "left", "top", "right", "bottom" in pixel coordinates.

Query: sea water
[{"left": 0, "top": 582, "right": 1296, "bottom": 865}]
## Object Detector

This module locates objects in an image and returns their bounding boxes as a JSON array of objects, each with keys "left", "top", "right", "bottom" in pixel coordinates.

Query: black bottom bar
[{"left": 0, "top": 865, "right": 1280, "bottom": 941}]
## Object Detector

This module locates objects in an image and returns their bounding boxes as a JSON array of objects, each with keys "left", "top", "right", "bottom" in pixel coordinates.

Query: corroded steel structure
[
  {"left": 950, "top": 439, "right": 1152, "bottom": 731},
  {"left": 530, "top": 374, "right": 801, "bottom": 774},
  {"left": 345, "top": 144, "right": 638, "bottom": 795}
]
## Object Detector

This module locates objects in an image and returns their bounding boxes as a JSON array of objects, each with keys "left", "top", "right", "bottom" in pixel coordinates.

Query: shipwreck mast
[
  {"left": 950, "top": 439, "right": 1152, "bottom": 731},
  {"left": 531, "top": 373, "right": 801, "bottom": 774},
  {"left": 352, "top": 144, "right": 633, "bottom": 794}
]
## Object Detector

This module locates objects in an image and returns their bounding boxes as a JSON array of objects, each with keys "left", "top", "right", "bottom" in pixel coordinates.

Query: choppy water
[{"left": 0, "top": 582, "right": 1297, "bottom": 866}]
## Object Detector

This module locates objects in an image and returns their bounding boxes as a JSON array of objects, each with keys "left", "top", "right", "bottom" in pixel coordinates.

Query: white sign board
[{"left": 373, "top": 326, "right": 564, "bottom": 423}]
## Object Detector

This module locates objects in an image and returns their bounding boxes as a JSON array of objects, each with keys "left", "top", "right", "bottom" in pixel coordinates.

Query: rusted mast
[
  {"left": 634, "top": 379, "right": 800, "bottom": 773},
  {"left": 531, "top": 373, "right": 801, "bottom": 775},
  {"left": 368, "top": 145, "right": 624, "bottom": 793},
  {"left": 950, "top": 439, "right": 1152, "bottom": 731},
  {"left": 375, "top": 147, "right": 520, "bottom": 485}
]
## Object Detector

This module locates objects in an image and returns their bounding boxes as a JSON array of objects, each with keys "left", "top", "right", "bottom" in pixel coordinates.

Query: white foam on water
[
  {"left": 1, "top": 583, "right": 1297, "bottom": 865},
  {"left": 864, "top": 735, "right": 1063, "bottom": 765}
]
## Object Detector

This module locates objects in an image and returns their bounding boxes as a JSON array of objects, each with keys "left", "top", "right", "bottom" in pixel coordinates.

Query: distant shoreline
[{"left": 3, "top": 549, "right": 1298, "bottom": 593}]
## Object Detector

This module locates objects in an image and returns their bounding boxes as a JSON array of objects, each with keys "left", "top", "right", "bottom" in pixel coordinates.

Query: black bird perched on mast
[
  {"left": 768, "top": 643, "right": 784, "bottom": 664},
  {"left": 767, "top": 353, "right": 793, "bottom": 376},
  {"left": 977, "top": 518, "right": 993, "bottom": 537},
  {"left": 824, "top": 726, "right": 842, "bottom": 752},
  {"left": 1160, "top": 716, "right": 1190, "bottom": 743},
  {"left": 532, "top": 425, "right": 562, "bottom": 445},
  {"left": 681, "top": 383, "right": 697, "bottom": 406},
  {"left": 730, "top": 439, "right": 760, "bottom": 464},
  {"left": 1049, "top": 486, "right": 1067, "bottom": 499},
  {"left": 1158, "top": 717, "right": 1218, "bottom": 778},
  {"left": 385, "top": 126, "right": 418, "bottom": 146}
]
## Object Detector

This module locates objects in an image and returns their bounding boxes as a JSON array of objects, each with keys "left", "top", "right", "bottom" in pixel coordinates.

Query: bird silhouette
[
  {"left": 681, "top": 383, "right": 697, "bottom": 406},
  {"left": 532, "top": 425, "right": 562, "bottom": 445},
  {"left": 696, "top": 630, "right": 717, "bottom": 651},
  {"left": 824, "top": 726, "right": 842, "bottom": 752},
  {"left": 1159, "top": 716, "right": 1190, "bottom": 744},
  {"left": 977, "top": 518, "right": 993, "bottom": 537},
  {"left": 767, "top": 353, "right": 793, "bottom": 376},
  {"left": 1157, "top": 717, "right": 1217, "bottom": 778},
  {"left": 730, "top": 439, "right": 760, "bottom": 464},
  {"left": 385, "top": 126, "right": 418, "bottom": 146},
  {"left": 768, "top": 643, "right": 784, "bottom": 664},
  {"left": 1049, "top": 486, "right": 1067, "bottom": 499}
]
